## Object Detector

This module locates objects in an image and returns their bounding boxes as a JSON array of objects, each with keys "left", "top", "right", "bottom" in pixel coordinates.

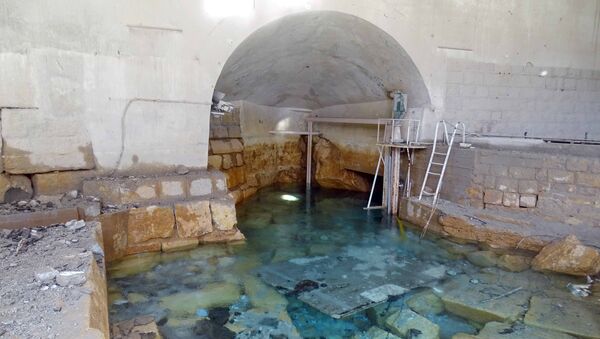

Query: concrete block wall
[{"left": 444, "top": 59, "right": 600, "bottom": 140}]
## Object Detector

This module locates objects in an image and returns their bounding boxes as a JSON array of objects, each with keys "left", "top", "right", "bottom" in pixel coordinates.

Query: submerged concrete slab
[{"left": 257, "top": 245, "right": 446, "bottom": 318}]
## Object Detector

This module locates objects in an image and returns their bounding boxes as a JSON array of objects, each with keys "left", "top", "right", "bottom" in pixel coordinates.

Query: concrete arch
[{"left": 214, "top": 10, "right": 431, "bottom": 110}]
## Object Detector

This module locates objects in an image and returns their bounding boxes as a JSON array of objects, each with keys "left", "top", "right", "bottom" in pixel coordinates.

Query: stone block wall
[
  {"left": 208, "top": 102, "right": 306, "bottom": 203},
  {"left": 89, "top": 171, "right": 244, "bottom": 262},
  {"left": 411, "top": 141, "right": 600, "bottom": 226}
]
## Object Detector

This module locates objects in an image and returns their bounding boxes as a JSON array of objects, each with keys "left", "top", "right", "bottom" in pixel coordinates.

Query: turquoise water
[{"left": 107, "top": 185, "right": 596, "bottom": 338}]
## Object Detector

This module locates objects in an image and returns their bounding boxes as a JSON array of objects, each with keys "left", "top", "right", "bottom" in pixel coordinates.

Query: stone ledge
[
  {"left": 399, "top": 197, "right": 600, "bottom": 253},
  {"left": 82, "top": 171, "right": 227, "bottom": 205},
  {"left": 98, "top": 197, "right": 243, "bottom": 263}
]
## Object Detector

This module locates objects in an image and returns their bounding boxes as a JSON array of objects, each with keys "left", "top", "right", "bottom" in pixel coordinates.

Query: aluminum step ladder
[{"left": 418, "top": 121, "right": 465, "bottom": 206}]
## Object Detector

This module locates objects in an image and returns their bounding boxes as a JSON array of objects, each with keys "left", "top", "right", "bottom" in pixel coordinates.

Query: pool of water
[{"left": 107, "top": 185, "right": 598, "bottom": 338}]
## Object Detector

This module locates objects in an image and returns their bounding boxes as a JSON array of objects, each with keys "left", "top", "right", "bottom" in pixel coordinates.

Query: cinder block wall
[
  {"left": 410, "top": 141, "right": 600, "bottom": 226},
  {"left": 444, "top": 59, "right": 600, "bottom": 140}
]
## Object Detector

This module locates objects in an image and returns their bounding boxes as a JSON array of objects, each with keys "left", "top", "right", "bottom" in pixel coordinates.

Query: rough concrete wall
[
  {"left": 444, "top": 59, "right": 600, "bottom": 140},
  {"left": 1, "top": 0, "right": 599, "bottom": 177},
  {"left": 0, "top": 1, "right": 212, "bottom": 175}
]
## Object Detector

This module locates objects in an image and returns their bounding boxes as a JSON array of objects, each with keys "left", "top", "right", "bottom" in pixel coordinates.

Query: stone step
[
  {"left": 82, "top": 170, "right": 228, "bottom": 206},
  {"left": 97, "top": 196, "right": 243, "bottom": 262}
]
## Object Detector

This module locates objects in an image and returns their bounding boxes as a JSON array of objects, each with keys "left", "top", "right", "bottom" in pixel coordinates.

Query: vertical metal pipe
[{"left": 306, "top": 121, "right": 313, "bottom": 190}]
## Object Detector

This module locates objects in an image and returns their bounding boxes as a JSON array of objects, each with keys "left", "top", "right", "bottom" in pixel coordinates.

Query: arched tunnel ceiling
[{"left": 216, "top": 11, "right": 430, "bottom": 109}]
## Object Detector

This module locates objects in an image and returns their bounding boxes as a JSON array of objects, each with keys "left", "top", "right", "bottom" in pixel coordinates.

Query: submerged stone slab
[
  {"left": 159, "top": 282, "right": 241, "bottom": 317},
  {"left": 384, "top": 308, "right": 440, "bottom": 339},
  {"left": 453, "top": 321, "right": 576, "bottom": 339},
  {"left": 524, "top": 296, "right": 600, "bottom": 339},
  {"left": 353, "top": 326, "right": 401, "bottom": 339},
  {"left": 406, "top": 289, "right": 445, "bottom": 315},
  {"left": 257, "top": 245, "right": 447, "bottom": 318},
  {"left": 436, "top": 274, "right": 530, "bottom": 323}
]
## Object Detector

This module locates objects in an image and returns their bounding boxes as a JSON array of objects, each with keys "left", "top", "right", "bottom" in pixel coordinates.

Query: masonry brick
[
  {"left": 120, "top": 181, "right": 158, "bottom": 204},
  {"left": 210, "top": 139, "right": 244, "bottom": 154},
  {"left": 576, "top": 172, "right": 600, "bottom": 188},
  {"left": 160, "top": 180, "right": 186, "bottom": 198},
  {"left": 210, "top": 198, "right": 237, "bottom": 231},
  {"left": 566, "top": 157, "right": 589, "bottom": 172},
  {"left": 489, "top": 165, "right": 508, "bottom": 177},
  {"left": 212, "top": 126, "right": 228, "bottom": 139},
  {"left": 519, "top": 194, "right": 537, "bottom": 208},
  {"left": 222, "top": 154, "right": 233, "bottom": 170},
  {"left": 235, "top": 153, "right": 244, "bottom": 166},
  {"left": 175, "top": 200, "right": 212, "bottom": 238},
  {"left": 483, "top": 189, "right": 503, "bottom": 205},
  {"left": 32, "top": 170, "right": 97, "bottom": 196},
  {"left": 502, "top": 192, "right": 520, "bottom": 208},
  {"left": 127, "top": 206, "right": 175, "bottom": 244},
  {"left": 207, "top": 155, "right": 222, "bottom": 169},
  {"left": 518, "top": 180, "right": 538, "bottom": 194},
  {"left": 509, "top": 166, "right": 536, "bottom": 179},
  {"left": 189, "top": 178, "right": 212, "bottom": 197},
  {"left": 496, "top": 177, "right": 518, "bottom": 192},
  {"left": 228, "top": 126, "right": 242, "bottom": 138},
  {"left": 548, "top": 169, "right": 575, "bottom": 183},
  {"left": 483, "top": 175, "right": 496, "bottom": 189}
]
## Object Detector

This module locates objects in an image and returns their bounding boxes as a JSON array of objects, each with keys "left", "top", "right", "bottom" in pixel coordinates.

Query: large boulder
[
  {"left": 312, "top": 138, "right": 369, "bottom": 192},
  {"left": 531, "top": 235, "right": 600, "bottom": 276}
]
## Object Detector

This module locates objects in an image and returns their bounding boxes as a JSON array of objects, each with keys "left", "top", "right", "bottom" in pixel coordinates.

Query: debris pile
[{"left": 0, "top": 220, "right": 105, "bottom": 338}]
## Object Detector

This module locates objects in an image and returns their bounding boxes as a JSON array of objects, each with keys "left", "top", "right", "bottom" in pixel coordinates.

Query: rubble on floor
[{"left": 0, "top": 221, "right": 108, "bottom": 338}]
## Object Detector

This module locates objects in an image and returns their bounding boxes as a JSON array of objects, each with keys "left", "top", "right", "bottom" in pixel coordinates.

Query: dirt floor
[{"left": 0, "top": 220, "right": 103, "bottom": 338}]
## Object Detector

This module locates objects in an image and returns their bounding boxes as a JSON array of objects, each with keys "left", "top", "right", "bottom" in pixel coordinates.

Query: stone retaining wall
[
  {"left": 208, "top": 103, "right": 306, "bottom": 203},
  {"left": 78, "top": 171, "right": 243, "bottom": 262},
  {"left": 408, "top": 141, "right": 600, "bottom": 226}
]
